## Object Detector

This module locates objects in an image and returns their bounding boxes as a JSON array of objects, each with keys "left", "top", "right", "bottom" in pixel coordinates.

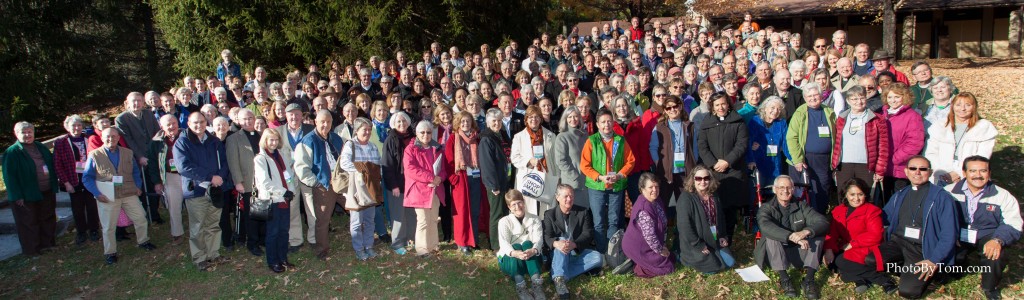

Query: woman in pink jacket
[
  {"left": 881, "top": 83, "right": 924, "bottom": 203},
  {"left": 403, "top": 120, "right": 448, "bottom": 256}
]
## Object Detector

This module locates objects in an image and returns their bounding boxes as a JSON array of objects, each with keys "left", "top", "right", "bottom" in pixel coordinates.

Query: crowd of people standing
[{"left": 3, "top": 13, "right": 1020, "bottom": 300}]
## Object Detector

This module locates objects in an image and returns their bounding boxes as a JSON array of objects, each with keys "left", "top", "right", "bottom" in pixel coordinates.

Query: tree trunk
[
  {"left": 882, "top": 0, "right": 896, "bottom": 55},
  {"left": 139, "top": 1, "right": 160, "bottom": 91}
]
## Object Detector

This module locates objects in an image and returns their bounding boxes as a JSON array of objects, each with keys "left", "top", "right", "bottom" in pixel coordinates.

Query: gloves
[{"left": 283, "top": 191, "right": 295, "bottom": 201}]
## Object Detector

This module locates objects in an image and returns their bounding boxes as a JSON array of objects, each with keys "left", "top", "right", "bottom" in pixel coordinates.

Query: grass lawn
[{"left": 0, "top": 58, "right": 1023, "bottom": 299}]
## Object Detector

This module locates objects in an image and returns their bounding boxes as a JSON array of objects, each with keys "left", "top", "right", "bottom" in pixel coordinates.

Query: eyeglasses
[
  {"left": 814, "top": 45, "right": 827, "bottom": 48},
  {"left": 694, "top": 176, "right": 711, "bottom": 182},
  {"left": 733, "top": 35, "right": 742, "bottom": 38},
  {"left": 908, "top": 167, "right": 930, "bottom": 172},
  {"left": 664, "top": 105, "right": 680, "bottom": 110},
  {"left": 863, "top": 86, "right": 876, "bottom": 90},
  {"left": 654, "top": 93, "right": 667, "bottom": 97},
  {"left": 317, "top": 86, "right": 328, "bottom": 90}
]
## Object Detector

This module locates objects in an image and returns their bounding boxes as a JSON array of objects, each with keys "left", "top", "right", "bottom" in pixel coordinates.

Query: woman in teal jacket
[{"left": 2, "top": 121, "right": 59, "bottom": 256}]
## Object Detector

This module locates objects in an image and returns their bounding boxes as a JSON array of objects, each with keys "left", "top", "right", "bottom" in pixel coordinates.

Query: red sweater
[
  {"left": 825, "top": 203, "right": 885, "bottom": 271},
  {"left": 831, "top": 112, "right": 890, "bottom": 175}
]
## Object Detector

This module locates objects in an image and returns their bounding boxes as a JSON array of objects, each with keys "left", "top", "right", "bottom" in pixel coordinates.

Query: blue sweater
[
  {"left": 883, "top": 183, "right": 959, "bottom": 265},
  {"left": 746, "top": 115, "right": 788, "bottom": 186},
  {"left": 173, "top": 131, "right": 232, "bottom": 199}
]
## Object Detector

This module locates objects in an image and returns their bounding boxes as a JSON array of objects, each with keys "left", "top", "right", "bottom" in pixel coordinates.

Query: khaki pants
[
  {"left": 97, "top": 195, "right": 150, "bottom": 255},
  {"left": 290, "top": 183, "right": 317, "bottom": 246},
  {"left": 185, "top": 195, "right": 222, "bottom": 264},
  {"left": 164, "top": 173, "right": 185, "bottom": 237},
  {"left": 414, "top": 196, "right": 441, "bottom": 255},
  {"left": 313, "top": 185, "right": 344, "bottom": 255}
]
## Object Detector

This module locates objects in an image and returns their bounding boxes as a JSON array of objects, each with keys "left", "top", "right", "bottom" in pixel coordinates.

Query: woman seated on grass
[{"left": 496, "top": 190, "right": 547, "bottom": 300}]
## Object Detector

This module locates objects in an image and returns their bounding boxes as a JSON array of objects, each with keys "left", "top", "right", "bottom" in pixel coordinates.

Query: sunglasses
[
  {"left": 908, "top": 167, "right": 930, "bottom": 172},
  {"left": 694, "top": 176, "right": 711, "bottom": 182},
  {"left": 664, "top": 105, "right": 680, "bottom": 110},
  {"left": 814, "top": 45, "right": 827, "bottom": 48},
  {"left": 317, "top": 86, "right": 328, "bottom": 89}
]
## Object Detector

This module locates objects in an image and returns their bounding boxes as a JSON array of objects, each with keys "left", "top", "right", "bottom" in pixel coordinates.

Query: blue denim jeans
[
  {"left": 265, "top": 204, "right": 290, "bottom": 267},
  {"left": 588, "top": 189, "right": 624, "bottom": 253},
  {"left": 350, "top": 208, "right": 376, "bottom": 251},
  {"left": 551, "top": 248, "right": 604, "bottom": 280}
]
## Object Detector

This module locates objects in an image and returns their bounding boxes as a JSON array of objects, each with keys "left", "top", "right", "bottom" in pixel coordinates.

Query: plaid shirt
[{"left": 53, "top": 134, "right": 85, "bottom": 187}]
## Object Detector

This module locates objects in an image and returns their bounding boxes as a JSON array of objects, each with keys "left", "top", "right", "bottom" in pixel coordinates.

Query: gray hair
[
  {"left": 414, "top": 120, "right": 434, "bottom": 134},
  {"left": 485, "top": 108, "right": 504, "bottom": 124},
  {"left": 742, "top": 83, "right": 761, "bottom": 99},
  {"left": 315, "top": 109, "right": 333, "bottom": 123},
  {"left": 201, "top": 104, "right": 218, "bottom": 114},
  {"left": 800, "top": 82, "right": 822, "bottom": 98},
  {"left": 213, "top": 86, "right": 227, "bottom": 95},
  {"left": 788, "top": 60, "right": 806, "bottom": 73},
  {"left": 389, "top": 111, "right": 411, "bottom": 129},
  {"left": 930, "top": 76, "right": 957, "bottom": 94},
  {"left": 556, "top": 184, "right": 574, "bottom": 198},
  {"left": 63, "top": 114, "right": 84, "bottom": 132},
  {"left": 467, "top": 81, "right": 480, "bottom": 91},
  {"left": 14, "top": 121, "right": 33, "bottom": 132},
  {"left": 358, "top": 67, "right": 372, "bottom": 77},
  {"left": 352, "top": 117, "right": 372, "bottom": 132},
  {"left": 269, "top": 82, "right": 282, "bottom": 91},
  {"left": 624, "top": 74, "right": 640, "bottom": 86},
  {"left": 843, "top": 85, "right": 867, "bottom": 100},
  {"left": 530, "top": 76, "right": 544, "bottom": 86},
  {"left": 773, "top": 175, "right": 794, "bottom": 187},
  {"left": 558, "top": 106, "right": 582, "bottom": 132},
  {"left": 757, "top": 96, "right": 786, "bottom": 121},
  {"left": 213, "top": 116, "right": 231, "bottom": 127}
]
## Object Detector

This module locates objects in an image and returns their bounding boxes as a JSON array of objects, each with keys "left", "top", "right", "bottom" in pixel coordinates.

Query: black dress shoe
[
  {"left": 138, "top": 242, "right": 158, "bottom": 251},
  {"left": 985, "top": 289, "right": 1002, "bottom": 300},
  {"left": 288, "top": 245, "right": 300, "bottom": 253},
  {"left": 105, "top": 254, "right": 118, "bottom": 265},
  {"left": 89, "top": 231, "right": 100, "bottom": 241},
  {"left": 270, "top": 264, "right": 285, "bottom": 273},
  {"left": 282, "top": 261, "right": 296, "bottom": 268},
  {"left": 780, "top": 279, "right": 798, "bottom": 297},
  {"left": 249, "top": 247, "right": 264, "bottom": 256},
  {"left": 75, "top": 234, "right": 87, "bottom": 246}
]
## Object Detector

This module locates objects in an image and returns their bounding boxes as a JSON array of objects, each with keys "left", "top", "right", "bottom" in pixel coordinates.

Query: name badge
[
  {"left": 817, "top": 126, "right": 830, "bottom": 137},
  {"left": 283, "top": 171, "right": 293, "bottom": 181},
  {"left": 168, "top": 159, "right": 177, "bottom": 172},
  {"left": 467, "top": 168, "right": 481, "bottom": 177},
  {"left": 766, "top": 145, "right": 779, "bottom": 157},
  {"left": 42, "top": 165, "right": 49, "bottom": 174},
  {"left": 851, "top": 119, "right": 863, "bottom": 133},
  {"left": 960, "top": 228, "right": 978, "bottom": 244},
  {"left": 532, "top": 145, "right": 544, "bottom": 159},
  {"left": 75, "top": 162, "right": 86, "bottom": 174},
  {"left": 112, "top": 175, "right": 124, "bottom": 186},
  {"left": 710, "top": 225, "right": 718, "bottom": 240},
  {"left": 904, "top": 226, "right": 921, "bottom": 240},
  {"left": 673, "top": 152, "right": 686, "bottom": 168}
]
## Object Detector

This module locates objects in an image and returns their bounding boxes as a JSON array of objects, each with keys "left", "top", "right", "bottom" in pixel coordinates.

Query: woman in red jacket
[
  {"left": 823, "top": 178, "right": 895, "bottom": 294},
  {"left": 831, "top": 86, "right": 890, "bottom": 196},
  {"left": 611, "top": 95, "right": 652, "bottom": 204}
]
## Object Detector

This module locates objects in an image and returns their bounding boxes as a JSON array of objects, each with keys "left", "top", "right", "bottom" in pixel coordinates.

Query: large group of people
[{"left": 3, "top": 12, "right": 1021, "bottom": 300}]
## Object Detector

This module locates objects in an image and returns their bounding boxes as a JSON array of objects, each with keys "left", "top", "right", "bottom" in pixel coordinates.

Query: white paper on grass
[
  {"left": 735, "top": 265, "right": 771, "bottom": 282},
  {"left": 97, "top": 181, "right": 115, "bottom": 200}
]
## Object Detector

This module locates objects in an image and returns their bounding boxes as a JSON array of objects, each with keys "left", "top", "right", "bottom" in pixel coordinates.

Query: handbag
[
  {"left": 249, "top": 159, "right": 274, "bottom": 221},
  {"left": 345, "top": 161, "right": 384, "bottom": 210},
  {"left": 331, "top": 142, "right": 353, "bottom": 194},
  {"left": 516, "top": 168, "right": 554, "bottom": 202}
]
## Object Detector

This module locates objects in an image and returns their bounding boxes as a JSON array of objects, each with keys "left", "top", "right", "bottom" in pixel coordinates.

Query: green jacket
[
  {"left": 785, "top": 104, "right": 836, "bottom": 166},
  {"left": 3, "top": 141, "right": 58, "bottom": 203}
]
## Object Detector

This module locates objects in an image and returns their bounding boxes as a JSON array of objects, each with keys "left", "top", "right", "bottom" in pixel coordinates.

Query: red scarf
[
  {"left": 454, "top": 130, "right": 479, "bottom": 170},
  {"left": 526, "top": 126, "right": 547, "bottom": 172}
]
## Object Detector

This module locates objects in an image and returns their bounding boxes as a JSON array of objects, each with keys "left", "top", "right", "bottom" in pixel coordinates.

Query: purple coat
[
  {"left": 403, "top": 141, "right": 448, "bottom": 208},
  {"left": 622, "top": 194, "right": 674, "bottom": 277},
  {"left": 882, "top": 105, "right": 924, "bottom": 178}
]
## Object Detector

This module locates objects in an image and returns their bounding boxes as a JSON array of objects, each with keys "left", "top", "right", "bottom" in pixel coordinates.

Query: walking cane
[
  {"left": 801, "top": 170, "right": 811, "bottom": 206},
  {"left": 141, "top": 169, "right": 152, "bottom": 223},
  {"left": 235, "top": 192, "right": 242, "bottom": 242}
]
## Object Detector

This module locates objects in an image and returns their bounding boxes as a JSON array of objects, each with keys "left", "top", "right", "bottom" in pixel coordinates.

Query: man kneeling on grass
[
  {"left": 544, "top": 184, "right": 602, "bottom": 299},
  {"left": 752, "top": 175, "right": 829, "bottom": 299}
]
